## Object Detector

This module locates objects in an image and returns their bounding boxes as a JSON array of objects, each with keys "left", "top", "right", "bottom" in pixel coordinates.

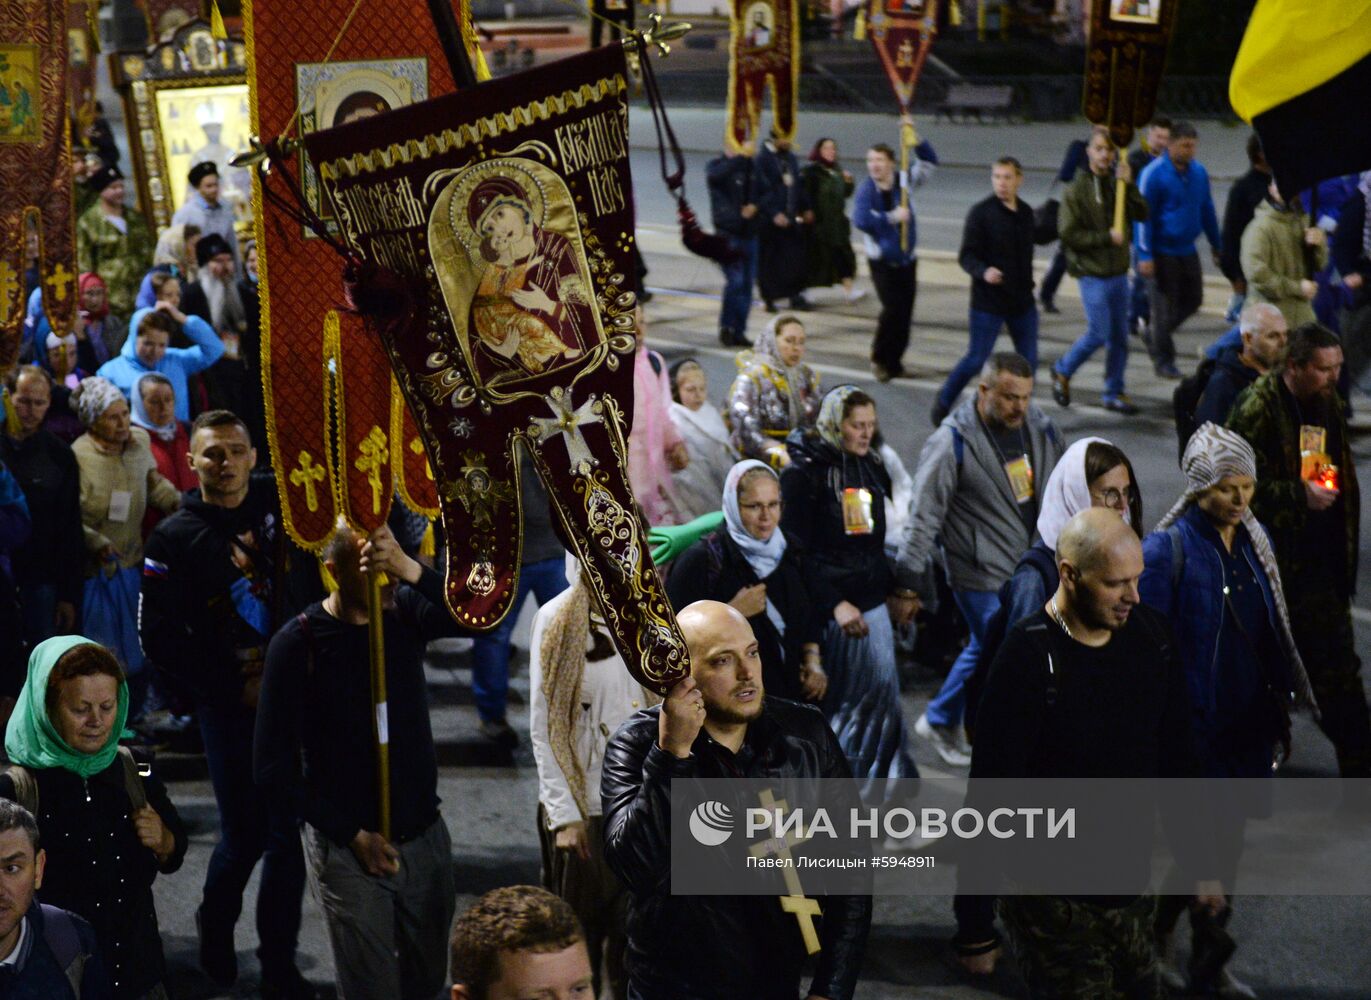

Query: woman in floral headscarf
[
  {"left": 1140, "top": 421, "right": 1317, "bottom": 997},
  {"left": 780, "top": 385, "right": 916, "bottom": 806},
  {"left": 70, "top": 376, "right": 179, "bottom": 713},
  {"left": 725, "top": 314, "right": 821, "bottom": 468}
]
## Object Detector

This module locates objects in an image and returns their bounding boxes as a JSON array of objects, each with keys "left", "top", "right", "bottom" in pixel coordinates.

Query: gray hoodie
[{"left": 898, "top": 396, "right": 1063, "bottom": 594}]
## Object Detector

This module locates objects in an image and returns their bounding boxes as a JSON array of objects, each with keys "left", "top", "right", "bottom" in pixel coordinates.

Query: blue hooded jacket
[
  {"left": 96, "top": 307, "right": 224, "bottom": 422},
  {"left": 1133, "top": 151, "right": 1222, "bottom": 263},
  {"left": 852, "top": 141, "right": 938, "bottom": 267}
]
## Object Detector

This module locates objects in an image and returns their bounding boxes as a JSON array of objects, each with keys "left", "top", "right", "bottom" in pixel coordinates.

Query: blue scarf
[{"left": 722, "top": 460, "right": 788, "bottom": 635}]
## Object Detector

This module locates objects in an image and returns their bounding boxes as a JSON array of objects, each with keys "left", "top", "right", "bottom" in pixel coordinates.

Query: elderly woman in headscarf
[
  {"left": 726, "top": 314, "right": 821, "bottom": 469},
  {"left": 71, "top": 376, "right": 180, "bottom": 714},
  {"left": 667, "top": 359, "right": 738, "bottom": 521},
  {"left": 951, "top": 435, "right": 1143, "bottom": 977},
  {"left": 781, "top": 385, "right": 915, "bottom": 806},
  {"left": 667, "top": 459, "right": 827, "bottom": 703},
  {"left": 528, "top": 555, "right": 658, "bottom": 1000},
  {"left": 1139, "top": 421, "right": 1316, "bottom": 997},
  {"left": 134, "top": 222, "right": 201, "bottom": 311},
  {"left": 1, "top": 636, "right": 186, "bottom": 1000}
]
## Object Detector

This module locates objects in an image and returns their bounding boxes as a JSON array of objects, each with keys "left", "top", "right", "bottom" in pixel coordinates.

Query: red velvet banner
[
  {"left": 1083, "top": 0, "right": 1179, "bottom": 148},
  {"left": 726, "top": 0, "right": 799, "bottom": 152},
  {"left": 866, "top": 0, "right": 940, "bottom": 113},
  {"left": 0, "top": 0, "right": 76, "bottom": 370}
]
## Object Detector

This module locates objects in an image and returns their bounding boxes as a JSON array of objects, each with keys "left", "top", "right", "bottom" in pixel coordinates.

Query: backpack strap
[
  {"left": 39, "top": 903, "right": 87, "bottom": 998},
  {"left": 116, "top": 746, "right": 148, "bottom": 812},
  {"left": 4, "top": 764, "right": 38, "bottom": 817},
  {"left": 948, "top": 425, "right": 964, "bottom": 469}
]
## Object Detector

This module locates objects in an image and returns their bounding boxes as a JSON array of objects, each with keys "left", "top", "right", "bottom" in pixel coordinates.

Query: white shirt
[{"left": 0, "top": 916, "right": 28, "bottom": 966}]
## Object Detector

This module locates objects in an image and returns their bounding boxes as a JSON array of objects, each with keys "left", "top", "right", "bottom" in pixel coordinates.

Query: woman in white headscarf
[
  {"left": 953, "top": 435, "right": 1142, "bottom": 975},
  {"left": 1139, "top": 422, "right": 1316, "bottom": 997},
  {"left": 725, "top": 314, "right": 821, "bottom": 468},
  {"left": 667, "top": 359, "right": 738, "bottom": 521}
]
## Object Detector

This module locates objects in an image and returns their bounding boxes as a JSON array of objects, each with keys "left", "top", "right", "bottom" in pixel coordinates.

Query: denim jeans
[
  {"left": 471, "top": 556, "right": 569, "bottom": 723},
  {"left": 937, "top": 307, "right": 1039, "bottom": 410},
  {"left": 925, "top": 589, "right": 1001, "bottom": 728},
  {"left": 198, "top": 702, "right": 306, "bottom": 979},
  {"left": 718, "top": 234, "right": 758, "bottom": 336},
  {"left": 1055, "top": 273, "right": 1130, "bottom": 401}
]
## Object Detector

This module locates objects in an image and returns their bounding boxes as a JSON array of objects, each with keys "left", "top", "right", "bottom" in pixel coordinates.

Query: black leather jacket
[{"left": 601, "top": 698, "right": 871, "bottom": 1000}]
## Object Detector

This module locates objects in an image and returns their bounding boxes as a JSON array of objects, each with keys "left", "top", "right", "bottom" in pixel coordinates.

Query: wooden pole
[
  {"left": 367, "top": 571, "right": 391, "bottom": 841},
  {"left": 899, "top": 118, "right": 916, "bottom": 255},
  {"left": 1112, "top": 144, "right": 1127, "bottom": 241}
]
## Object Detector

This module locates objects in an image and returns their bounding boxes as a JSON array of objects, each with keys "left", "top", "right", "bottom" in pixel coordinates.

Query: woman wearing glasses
[
  {"left": 666, "top": 459, "right": 828, "bottom": 704},
  {"left": 953, "top": 435, "right": 1142, "bottom": 976}
]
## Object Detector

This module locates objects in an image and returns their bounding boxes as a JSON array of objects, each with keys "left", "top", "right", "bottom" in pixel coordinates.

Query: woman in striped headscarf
[{"left": 1138, "top": 421, "right": 1316, "bottom": 997}]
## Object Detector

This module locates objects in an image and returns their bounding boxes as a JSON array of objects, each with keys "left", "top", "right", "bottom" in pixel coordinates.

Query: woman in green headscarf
[{"left": 2, "top": 635, "right": 186, "bottom": 1000}]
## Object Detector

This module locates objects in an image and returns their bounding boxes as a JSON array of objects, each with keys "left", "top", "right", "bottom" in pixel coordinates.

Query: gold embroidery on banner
[
  {"left": 466, "top": 560, "right": 497, "bottom": 597},
  {"left": 443, "top": 450, "right": 514, "bottom": 532},
  {"left": 353, "top": 426, "right": 389, "bottom": 514},
  {"left": 289, "top": 450, "right": 327, "bottom": 512},
  {"left": 410, "top": 436, "right": 434, "bottom": 479}
]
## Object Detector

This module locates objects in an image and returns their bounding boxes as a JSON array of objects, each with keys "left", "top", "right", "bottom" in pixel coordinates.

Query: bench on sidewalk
[{"left": 937, "top": 83, "right": 1015, "bottom": 122}]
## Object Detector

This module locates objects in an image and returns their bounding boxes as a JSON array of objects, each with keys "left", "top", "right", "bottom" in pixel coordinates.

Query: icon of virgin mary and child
[{"left": 445, "top": 171, "right": 598, "bottom": 383}]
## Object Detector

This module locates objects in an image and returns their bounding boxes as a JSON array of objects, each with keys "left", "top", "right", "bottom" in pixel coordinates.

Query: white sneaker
[
  {"left": 1155, "top": 933, "right": 1186, "bottom": 991},
  {"left": 1217, "top": 968, "right": 1258, "bottom": 999},
  {"left": 914, "top": 712, "right": 972, "bottom": 767},
  {"left": 845, "top": 287, "right": 868, "bottom": 303}
]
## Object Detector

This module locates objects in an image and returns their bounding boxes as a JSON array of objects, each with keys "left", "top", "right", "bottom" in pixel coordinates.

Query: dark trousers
[
  {"left": 1147, "top": 253, "right": 1203, "bottom": 366},
  {"left": 198, "top": 702, "right": 306, "bottom": 978},
  {"left": 869, "top": 258, "right": 917, "bottom": 371},
  {"left": 719, "top": 234, "right": 759, "bottom": 336},
  {"left": 938, "top": 307, "right": 1039, "bottom": 410},
  {"left": 1040, "top": 248, "right": 1068, "bottom": 304},
  {"left": 1288, "top": 588, "right": 1371, "bottom": 778}
]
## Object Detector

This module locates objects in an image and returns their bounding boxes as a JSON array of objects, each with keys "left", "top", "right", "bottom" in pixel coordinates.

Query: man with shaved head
[
  {"left": 970, "top": 509, "right": 1221, "bottom": 999},
  {"left": 601, "top": 600, "right": 871, "bottom": 1000}
]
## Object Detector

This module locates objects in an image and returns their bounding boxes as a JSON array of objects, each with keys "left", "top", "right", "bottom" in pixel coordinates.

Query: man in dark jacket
[
  {"left": 0, "top": 799, "right": 111, "bottom": 1000},
  {"left": 2, "top": 367, "right": 80, "bottom": 651},
  {"left": 753, "top": 132, "right": 813, "bottom": 314},
  {"left": 257, "top": 522, "right": 462, "bottom": 1000},
  {"left": 1218, "top": 133, "right": 1272, "bottom": 319},
  {"left": 934, "top": 157, "right": 1040, "bottom": 425},
  {"left": 1332, "top": 175, "right": 1371, "bottom": 381},
  {"left": 602, "top": 600, "right": 870, "bottom": 1000},
  {"left": 139, "top": 410, "right": 319, "bottom": 999},
  {"left": 1194, "top": 303, "right": 1288, "bottom": 428},
  {"left": 1050, "top": 127, "right": 1150, "bottom": 415},
  {"left": 707, "top": 144, "right": 760, "bottom": 348},
  {"left": 1227, "top": 323, "right": 1369, "bottom": 778}
]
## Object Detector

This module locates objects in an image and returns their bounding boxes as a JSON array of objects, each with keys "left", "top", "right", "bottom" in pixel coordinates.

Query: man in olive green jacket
[
  {"left": 76, "top": 165, "right": 153, "bottom": 331},
  {"left": 1239, "top": 182, "right": 1328, "bottom": 329},
  {"left": 1050, "top": 128, "right": 1150, "bottom": 414}
]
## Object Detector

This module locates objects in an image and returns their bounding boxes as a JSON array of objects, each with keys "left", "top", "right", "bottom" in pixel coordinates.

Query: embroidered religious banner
[
  {"left": 725, "top": 0, "right": 799, "bottom": 152},
  {"left": 392, "top": 375, "right": 441, "bottom": 517},
  {"left": 66, "top": 1, "right": 100, "bottom": 148},
  {"left": 0, "top": 0, "right": 76, "bottom": 370},
  {"left": 1083, "top": 0, "right": 1179, "bottom": 148},
  {"left": 865, "top": 0, "right": 940, "bottom": 112},
  {"left": 246, "top": 0, "right": 473, "bottom": 548},
  {"left": 305, "top": 46, "right": 689, "bottom": 692}
]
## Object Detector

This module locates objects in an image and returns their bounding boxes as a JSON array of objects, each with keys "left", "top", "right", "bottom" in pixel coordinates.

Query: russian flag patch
[{"left": 143, "top": 558, "right": 169, "bottom": 579}]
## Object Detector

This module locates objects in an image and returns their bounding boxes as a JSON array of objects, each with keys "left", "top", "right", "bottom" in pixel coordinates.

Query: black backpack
[{"left": 1172, "top": 357, "right": 1217, "bottom": 461}]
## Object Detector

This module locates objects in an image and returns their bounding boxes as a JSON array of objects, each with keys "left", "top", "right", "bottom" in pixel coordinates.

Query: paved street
[{"left": 150, "top": 115, "right": 1371, "bottom": 999}]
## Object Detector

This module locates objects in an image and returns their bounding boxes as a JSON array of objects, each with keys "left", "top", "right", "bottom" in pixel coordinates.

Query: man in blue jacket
[
  {"left": 1134, "top": 121, "right": 1223, "bottom": 379},
  {"left": 97, "top": 304, "right": 223, "bottom": 423},
  {"left": 852, "top": 129, "right": 937, "bottom": 382}
]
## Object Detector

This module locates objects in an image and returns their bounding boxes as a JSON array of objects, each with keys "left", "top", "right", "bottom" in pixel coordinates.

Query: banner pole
[{"left": 367, "top": 571, "right": 392, "bottom": 841}]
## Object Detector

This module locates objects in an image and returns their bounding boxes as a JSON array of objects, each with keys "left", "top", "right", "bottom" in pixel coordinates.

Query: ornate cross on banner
[
  {"left": 45, "top": 262, "right": 74, "bottom": 303},
  {"left": 354, "top": 426, "right": 390, "bottom": 515},
  {"left": 290, "top": 450, "right": 327, "bottom": 512},
  {"left": 0, "top": 263, "right": 17, "bottom": 327},
  {"left": 528, "top": 387, "right": 603, "bottom": 475},
  {"left": 747, "top": 788, "right": 822, "bottom": 954}
]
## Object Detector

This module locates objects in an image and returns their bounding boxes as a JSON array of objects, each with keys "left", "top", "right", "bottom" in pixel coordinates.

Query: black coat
[
  {"left": 601, "top": 699, "right": 871, "bottom": 999},
  {"left": 0, "top": 429, "right": 84, "bottom": 607},
  {"left": 1194, "top": 345, "right": 1261, "bottom": 429},
  {"left": 0, "top": 752, "right": 187, "bottom": 999},
  {"left": 780, "top": 430, "right": 894, "bottom": 614},
  {"left": 959, "top": 193, "right": 1039, "bottom": 316},
  {"left": 1220, "top": 167, "right": 1272, "bottom": 284},
  {"left": 666, "top": 529, "right": 821, "bottom": 702},
  {"left": 706, "top": 154, "right": 757, "bottom": 239}
]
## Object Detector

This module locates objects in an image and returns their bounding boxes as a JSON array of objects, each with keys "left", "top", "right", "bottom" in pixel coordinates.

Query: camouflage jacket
[
  {"left": 1226, "top": 370, "right": 1359, "bottom": 595},
  {"left": 76, "top": 204, "right": 153, "bottom": 322}
]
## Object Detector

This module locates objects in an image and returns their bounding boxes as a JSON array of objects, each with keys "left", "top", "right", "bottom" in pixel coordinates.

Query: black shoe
[
  {"left": 789, "top": 296, "right": 813, "bottom": 312},
  {"left": 261, "top": 968, "right": 326, "bottom": 1000},
  {"left": 719, "top": 328, "right": 752, "bottom": 348},
  {"left": 764, "top": 300, "right": 778, "bottom": 314},
  {"left": 480, "top": 718, "right": 519, "bottom": 748},
  {"left": 1040, "top": 298, "right": 1060, "bottom": 314},
  {"left": 1051, "top": 369, "right": 1070, "bottom": 408},
  {"left": 1103, "top": 396, "right": 1140, "bottom": 415},
  {"left": 930, "top": 401, "right": 949, "bottom": 426},
  {"left": 196, "top": 906, "right": 237, "bottom": 987},
  {"left": 871, "top": 362, "right": 892, "bottom": 383}
]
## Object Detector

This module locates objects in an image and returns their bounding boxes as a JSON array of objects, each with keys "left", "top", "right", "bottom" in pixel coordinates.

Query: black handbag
[{"left": 1033, "top": 197, "right": 1060, "bottom": 244}]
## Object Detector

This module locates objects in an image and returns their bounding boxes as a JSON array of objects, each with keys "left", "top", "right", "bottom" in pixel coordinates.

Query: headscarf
[
  {"left": 816, "top": 383, "right": 863, "bottom": 450},
  {"left": 77, "top": 272, "right": 108, "bottom": 322},
  {"left": 46, "top": 329, "right": 77, "bottom": 352},
  {"left": 73, "top": 375, "right": 125, "bottom": 427},
  {"left": 1156, "top": 422, "right": 1317, "bottom": 713},
  {"left": 751, "top": 315, "right": 807, "bottom": 428},
  {"left": 4, "top": 635, "right": 130, "bottom": 779},
  {"left": 152, "top": 223, "right": 192, "bottom": 270},
  {"left": 1359, "top": 170, "right": 1371, "bottom": 262},
  {"left": 1037, "top": 436, "right": 1113, "bottom": 552},
  {"left": 538, "top": 555, "right": 658, "bottom": 821},
  {"left": 808, "top": 137, "right": 836, "bottom": 165},
  {"left": 130, "top": 371, "right": 178, "bottom": 442},
  {"left": 722, "top": 460, "right": 788, "bottom": 636}
]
